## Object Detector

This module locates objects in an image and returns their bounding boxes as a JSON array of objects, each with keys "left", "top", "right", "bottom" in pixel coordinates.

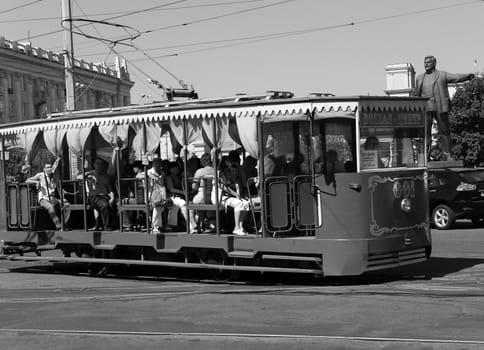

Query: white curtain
[
  {"left": 201, "top": 116, "right": 229, "bottom": 150},
  {"left": 43, "top": 129, "right": 67, "bottom": 157},
  {"left": 170, "top": 119, "right": 203, "bottom": 146},
  {"left": 65, "top": 127, "right": 93, "bottom": 156},
  {"left": 132, "top": 122, "right": 164, "bottom": 157},
  {"left": 98, "top": 124, "right": 130, "bottom": 150},
  {"left": 236, "top": 115, "right": 259, "bottom": 159}
]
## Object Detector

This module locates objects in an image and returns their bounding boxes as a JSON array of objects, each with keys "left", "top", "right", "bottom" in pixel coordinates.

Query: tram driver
[{"left": 362, "top": 136, "right": 385, "bottom": 169}]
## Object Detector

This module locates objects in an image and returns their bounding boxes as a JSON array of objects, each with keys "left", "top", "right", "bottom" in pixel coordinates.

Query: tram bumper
[{"left": 366, "top": 230, "right": 430, "bottom": 271}]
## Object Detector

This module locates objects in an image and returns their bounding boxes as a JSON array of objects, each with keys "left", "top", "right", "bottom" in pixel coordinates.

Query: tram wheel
[
  {"left": 432, "top": 204, "right": 455, "bottom": 230},
  {"left": 81, "top": 250, "right": 110, "bottom": 277},
  {"left": 205, "top": 252, "right": 240, "bottom": 282}
]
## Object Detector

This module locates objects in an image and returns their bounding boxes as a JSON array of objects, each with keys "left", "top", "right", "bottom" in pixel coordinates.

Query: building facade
[{"left": 0, "top": 37, "right": 133, "bottom": 123}]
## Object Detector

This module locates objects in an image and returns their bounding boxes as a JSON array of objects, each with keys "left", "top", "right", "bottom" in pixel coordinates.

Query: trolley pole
[{"left": 61, "top": 0, "right": 76, "bottom": 111}]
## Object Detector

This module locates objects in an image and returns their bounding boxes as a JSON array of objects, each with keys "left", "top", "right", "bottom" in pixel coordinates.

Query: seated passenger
[
  {"left": 192, "top": 153, "right": 216, "bottom": 232},
  {"left": 213, "top": 157, "right": 250, "bottom": 236},
  {"left": 85, "top": 158, "right": 116, "bottom": 231},
  {"left": 192, "top": 153, "right": 216, "bottom": 204},
  {"left": 165, "top": 161, "right": 197, "bottom": 233},
  {"left": 186, "top": 155, "right": 202, "bottom": 193},
  {"left": 26, "top": 158, "right": 71, "bottom": 230},
  {"left": 242, "top": 156, "right": 258, "bottom": 196}
]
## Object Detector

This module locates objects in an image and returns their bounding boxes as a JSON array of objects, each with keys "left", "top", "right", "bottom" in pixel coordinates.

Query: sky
[{"left": 0, "top": 0, "right": 483, "bottom": 104}]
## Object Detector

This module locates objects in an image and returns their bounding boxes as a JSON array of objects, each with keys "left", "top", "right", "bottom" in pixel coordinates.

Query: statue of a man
[{"left": 415, "top": 55, "right": 474, "bottom": 159}]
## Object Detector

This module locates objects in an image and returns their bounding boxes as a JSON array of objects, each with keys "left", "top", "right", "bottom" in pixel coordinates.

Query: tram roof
[{"left": 0, "top": 95, "right": 427, "bottom": 135}]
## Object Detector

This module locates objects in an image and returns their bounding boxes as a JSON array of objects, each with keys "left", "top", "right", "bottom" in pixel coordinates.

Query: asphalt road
[{"left": 1, "top": 222, "right": 484, "bottom": 350}]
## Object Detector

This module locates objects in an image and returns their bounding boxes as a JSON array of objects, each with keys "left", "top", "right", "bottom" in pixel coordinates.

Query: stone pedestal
[{"left": 384, "top": 63, "right": 415, "bottom": 97}]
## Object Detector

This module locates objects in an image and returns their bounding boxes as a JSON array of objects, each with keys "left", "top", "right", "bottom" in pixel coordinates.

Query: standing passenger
[{"left": 145, "top": 157, "right": 167, "bottom": 234}]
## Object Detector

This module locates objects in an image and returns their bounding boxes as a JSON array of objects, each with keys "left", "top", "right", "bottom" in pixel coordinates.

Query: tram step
[
  {"left": 261, "top": 254, "right": 322, "bottom": 263},
  {"left": 228, "top": 250, "right": 257, "bottom": 259},
  {"left": 93, "top": 244, "right": 116, "bottom": 250},
  {"left": 154, "top": 248, "right": 179, "bottom": 254},
  {"left": 36, "top": 244, "right": 56, "bottom": 251}
]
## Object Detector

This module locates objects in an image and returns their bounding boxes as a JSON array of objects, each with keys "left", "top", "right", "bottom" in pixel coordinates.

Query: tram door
[{"left": 262, "top": 119, "right": 322, "bottom": 234}]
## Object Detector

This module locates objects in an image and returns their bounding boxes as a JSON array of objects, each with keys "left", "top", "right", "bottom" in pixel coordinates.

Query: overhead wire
[
  {"left": 105, "top": 1, "right": 299, "bottom": 89},
  {"left": 72, "top": 0, "right": 482, "bottom": 60},
  {"left": 0, "top": 0, "right": 267, "bottom": 24},
  {"left": 0, "top": 0, "right": 43, "bottom": 15},
  {"left": 121, "top": 0, "right": 484, "bottom": 61},
  {"left": 62, "top": 18, "right": 142, "bottom": 47},
  {"left": 61, "top": 0, "right": 296, "bottom": 90},
  {"left": 137, "top": 24, "right": 351, "bottom": 60},
  {"left": 45, "top": 0, "right": 293, "bottom": 53},
  {"left": 67, "top": 19, "right": 187, "bottom": 90},
  {"left": 138, "top": 0, "right": 295, "bottom": 36},
  {"left": 16, "top": 0, "right": 190, "bottom": 42},
  {"left": 69, "top": 2, "right": 171, "bottom": 98},
  {"left": 69, "top": 1, "right": 161, "bottom": 101}
]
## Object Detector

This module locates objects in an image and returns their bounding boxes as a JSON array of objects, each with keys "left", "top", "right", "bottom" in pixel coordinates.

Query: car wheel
[
  {"left": 471, "top": 217, "right": 484, "bottom": 227},
  {"left": 432, "top": 204, "right": 455, "bottom": 230}
]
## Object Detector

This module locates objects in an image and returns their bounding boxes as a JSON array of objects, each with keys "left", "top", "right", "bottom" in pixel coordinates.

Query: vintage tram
[{"left": 0, "top": 93, "right": 431, "bottom": 277}]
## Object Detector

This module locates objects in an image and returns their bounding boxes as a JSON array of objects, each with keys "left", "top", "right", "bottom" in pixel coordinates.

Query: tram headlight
[{"left": 400, "top": 198, "right": 412, "bottom": 213}]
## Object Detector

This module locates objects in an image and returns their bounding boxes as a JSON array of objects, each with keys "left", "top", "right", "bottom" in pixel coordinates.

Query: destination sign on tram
[{"left": 360, "top": 111, "right": 424, "bottom": 127}]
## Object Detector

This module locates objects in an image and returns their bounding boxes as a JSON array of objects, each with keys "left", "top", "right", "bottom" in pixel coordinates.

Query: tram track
[
  {"left": 1, "top": 328, "right": 484, "bottom": 347},
  {"left": 3, "top": 258, "right": 484, "bottom": 302},
  {"left": 1, "top": 283, "right": 484, "bottom": 305}
]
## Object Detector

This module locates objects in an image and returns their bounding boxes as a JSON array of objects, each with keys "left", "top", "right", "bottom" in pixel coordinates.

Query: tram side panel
[{"left": 314, "top": 170, "right": 430, "bottom": 275}]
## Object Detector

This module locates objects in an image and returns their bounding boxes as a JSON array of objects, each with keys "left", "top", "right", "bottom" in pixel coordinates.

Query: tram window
[
  {"left": 314, "top": 120, "right": 355, "bottom": 174},
  {"left": 263, "top": 122, "right": 305, "bottom": 178},
  {"left": 263, "top": 119, "right": 355, "bottom": 177},
  {"left": 360, "top": 127, "right": 425, "bottom": 170}
]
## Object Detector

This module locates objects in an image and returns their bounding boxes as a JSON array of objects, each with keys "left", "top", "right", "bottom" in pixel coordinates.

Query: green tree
[{"left": 450, "top": 77, "right": 484, "bottom": 167}]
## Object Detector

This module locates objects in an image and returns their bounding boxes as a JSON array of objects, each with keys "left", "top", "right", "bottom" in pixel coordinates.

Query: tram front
[{"left": 259, "top": 96, "right": 431, "bottom": 276}]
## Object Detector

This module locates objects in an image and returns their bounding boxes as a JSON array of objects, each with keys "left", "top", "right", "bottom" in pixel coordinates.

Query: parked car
[{"left": 428, "top": 167, "right": 484, "bottom": 229}]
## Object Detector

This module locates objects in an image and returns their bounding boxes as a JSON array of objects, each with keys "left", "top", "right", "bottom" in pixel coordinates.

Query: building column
[
  {"left": 25, "top": 76, "right": 34, "bottom": 118},
  {"left": 13, "top": 74, "right": 22, "bottom": 121}
]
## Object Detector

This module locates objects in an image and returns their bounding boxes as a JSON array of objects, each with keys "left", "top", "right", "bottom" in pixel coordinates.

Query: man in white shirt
[{"left": 26, "top": 158, "right": 71, "bottom": 230}]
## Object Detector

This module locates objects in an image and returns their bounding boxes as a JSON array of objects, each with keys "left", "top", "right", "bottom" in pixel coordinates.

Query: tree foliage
[{"left": 450, "top": 77, "right": 484, "bottom": 167}]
